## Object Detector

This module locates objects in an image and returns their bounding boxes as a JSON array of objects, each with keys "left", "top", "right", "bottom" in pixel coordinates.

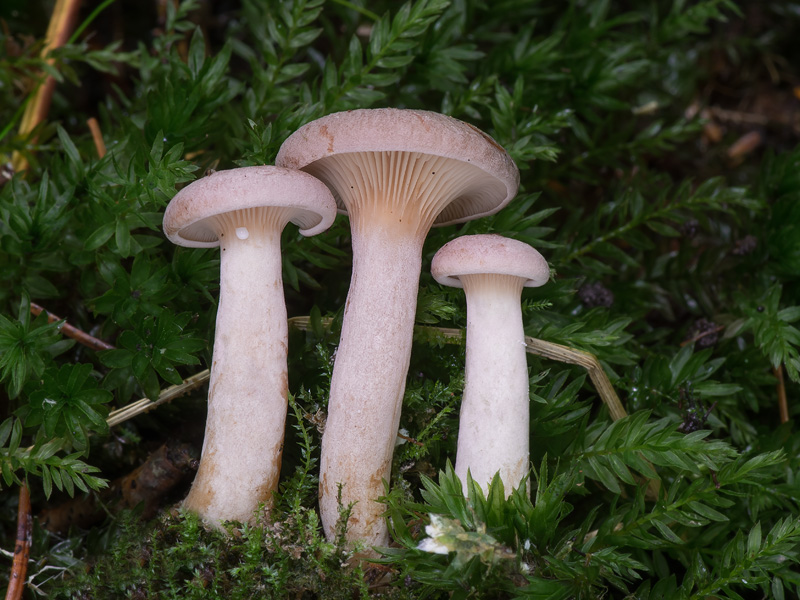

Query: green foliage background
[{"left": 1, "top": 0, "right": 800, "bottom": 597}]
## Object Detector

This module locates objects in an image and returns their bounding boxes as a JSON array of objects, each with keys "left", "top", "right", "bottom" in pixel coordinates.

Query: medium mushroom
[
  {"left": 431, "top": 234, "right": 549, "bottom": 495},
  {"left": 162, "top": 166, "right": 336, "bottom": 524},
  {"left": 276, "top": 109, "right": 519, "bottom": 547}
]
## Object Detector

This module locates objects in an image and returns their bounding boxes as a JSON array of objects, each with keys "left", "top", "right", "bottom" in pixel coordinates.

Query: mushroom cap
[
  {"left": 275, "top": 108, "right": 519, "bottom": 226},
  {"left": 163, "top": 166, "right": 337, "bottom": 248},
  {"left": 431, "top": 234, "right": 549, "bottom": 288}
]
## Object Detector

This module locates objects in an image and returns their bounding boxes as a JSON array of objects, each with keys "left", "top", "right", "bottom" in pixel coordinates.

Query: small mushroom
[
  {"left": 431, "top": 234, "right": 549, "bottom": 495},
  {"left": 276, "top": 109, "right": 519, "bottom": 547},
  {"left": 162, "top": 166, "right": 336, "bottom": 524}
]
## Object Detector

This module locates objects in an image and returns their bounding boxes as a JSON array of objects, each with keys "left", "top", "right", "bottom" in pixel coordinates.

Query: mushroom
[
  {"left": 431, "top": 234, "right": 549, "bottom": 495},
  {"left": 276, "top": 109, "right": 519, "bottom": 547},
  {"left": 162, "top": 166, "right": 336, "bottom": 524}
]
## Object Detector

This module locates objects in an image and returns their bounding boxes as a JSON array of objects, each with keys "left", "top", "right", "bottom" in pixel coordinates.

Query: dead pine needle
[
  {"left": 421, "top": 325, "right": 631, "bottom": 421},
  {"left": 105, "top": 370, "right": 210, "bottom": 428}
]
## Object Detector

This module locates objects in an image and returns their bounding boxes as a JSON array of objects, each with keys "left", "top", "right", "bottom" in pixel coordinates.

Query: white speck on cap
[{"left": 163, "top": 166, "right": 337, "bottom": 248}]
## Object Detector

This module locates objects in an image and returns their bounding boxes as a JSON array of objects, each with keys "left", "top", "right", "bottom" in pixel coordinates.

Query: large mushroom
[
  {"left": 163, "top": 166, "right": 336, "bottom": 524},
  {"left": 431, "top": 234, "right": 549, "bottom": 495},
  {"left": 276, "top": 109, "right": 519, "bottom": 547}
]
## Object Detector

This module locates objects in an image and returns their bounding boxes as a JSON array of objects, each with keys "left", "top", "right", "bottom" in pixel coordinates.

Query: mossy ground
[{"left": 3, "top": 1, "right": 800, "bottom": 598}]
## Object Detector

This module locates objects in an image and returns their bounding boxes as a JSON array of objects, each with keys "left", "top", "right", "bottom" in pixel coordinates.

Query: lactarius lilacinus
[
  {"left": 162, "top": 166, "right": 336, "bottom": 524},
  {"left": 431, "top": 234, "right": 549, "bottom": 495},
  {"left": 276, "top": 109, "right": 519, "bottom": 547}
]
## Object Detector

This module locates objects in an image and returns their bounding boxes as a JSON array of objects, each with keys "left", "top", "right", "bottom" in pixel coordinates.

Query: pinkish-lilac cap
[
  {"left": 275, "top": 108, "right": 520, "bottom": 226},
  {"left": 431, "top": 234, "right": 549, "bottom": 288},
  {"left": 163, "top": 166, "right": 337, "bottom": 247}
]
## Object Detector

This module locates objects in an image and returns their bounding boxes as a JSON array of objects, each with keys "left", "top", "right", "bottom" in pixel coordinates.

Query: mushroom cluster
[{"left": 162, "top": 109, "right": 549, "bottom": 552}]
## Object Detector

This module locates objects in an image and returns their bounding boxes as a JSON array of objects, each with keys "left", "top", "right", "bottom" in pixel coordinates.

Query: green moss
[
  {"left": 4, "top": 0, "right": 800, "bottom": 598},
  {"left": 51, "top": 507, "right": 377, "bottom": 600}
]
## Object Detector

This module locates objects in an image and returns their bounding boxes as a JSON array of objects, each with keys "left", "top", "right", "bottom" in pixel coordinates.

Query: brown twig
[
  {"left": 11, "top": 0, "right": 83, "bottom": 173},
  {"left": 679, "top": 325, "right": 725, "bottom": 348},
  {"left": 87, "top": 117, "right": 107, "bottom": 158},
  {"left": 396, "top": 432, "right": 425, "bottom": 447},
  {"left": 4, "top": 484, "right": 32, "bottom": 600},
  {"left": 29, "top": 302, "right": 115, "bottom": 351},
  {"left": 775, "top": 364, "right": 789, "bottom": 424}
]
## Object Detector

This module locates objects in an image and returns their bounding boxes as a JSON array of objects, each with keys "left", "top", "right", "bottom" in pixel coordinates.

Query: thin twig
[
  {"left": 104, "top": 317, "right": 321, "bottom": 429},
  {"left": 396, "top": 432, "right": 425, "bottom": 447},
  {"left": 30, "top": 312, "right": 628, "bottom": 430},
  {"left": 4, "top": 484, "right": 32, "bottom": 600},
  {"left": 87, "top": 117, "right": 107, "bottom": 158},
  {"left": 103, "top": 316, "right": 658, "bottom": 497},
  {"left": 679, "top": 325, "right": 725, "bottom": 348},
  {"left": 288, "top": 317, "right": 629, "bottom": 421},
  {"left": 774, "top": 364, "right": 789, "bottom": 424},
  {"left": 29, "top": 302, "right": 115, "bottom": 351},
  {"left": 11, "top": 0, "right": 83, "bottom": 172},
  {"left": 291, "top": 317, "right": 658, "bottom": 497}
]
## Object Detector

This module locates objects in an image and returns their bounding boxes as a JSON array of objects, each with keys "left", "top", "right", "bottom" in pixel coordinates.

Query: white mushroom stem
[
  {"left": 307, "top": 151, "right": 489, "bottom": 548},
  {"left": 183, "top": 209, "right": 291, "bottom": 523},
  {"left": 456, "top": 273, "right": 530, "bottom": 495},
  {"left": 320, "top": 226, "right": 424, "bottom": 548}
]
